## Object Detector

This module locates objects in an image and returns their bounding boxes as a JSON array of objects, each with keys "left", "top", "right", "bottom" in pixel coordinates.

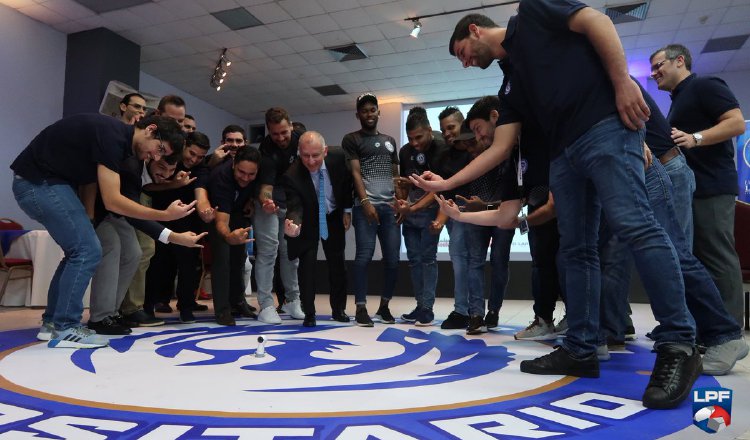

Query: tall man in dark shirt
[
  {"left": 283, "top": 132, "right": 353, "bottom": 327},
  {"left": 412, "top": 3, "right": 698, "bottom": 409},
  {"left": 650, "top": 43, "right": 747, "bottom": 327},
  {"left": 11, "top": 114, "right": 193, "bottom": 348}
]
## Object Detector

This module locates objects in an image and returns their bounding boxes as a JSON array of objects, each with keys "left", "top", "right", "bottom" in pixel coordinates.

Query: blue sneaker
[
  {"left": 415, "top": 309, "right": 434, "bottom": 327},
  {"left": 48, "top": 326, "right": 109, "bottom": 349},
  {"left": 401, "top": 308, "right": 419, "bottom": 323}
]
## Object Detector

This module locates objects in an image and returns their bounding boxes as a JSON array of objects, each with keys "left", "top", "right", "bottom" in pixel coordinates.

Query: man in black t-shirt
[
  {"left": 650, "top": 43, "right": 747, "bottom": 327},
  {"left": 253, "top": 108, "right": 304, "bottom": 324},
  {"left": 206, "top": 147, "right": 261, "bottom": 325},
  {"left": 11, "top": 114, "right": 192, "bottom": 349}
]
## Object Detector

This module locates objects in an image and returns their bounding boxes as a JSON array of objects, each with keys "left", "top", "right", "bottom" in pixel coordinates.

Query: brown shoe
[{"left": 215, "top": 310, "right": 236, "bottom": 326}]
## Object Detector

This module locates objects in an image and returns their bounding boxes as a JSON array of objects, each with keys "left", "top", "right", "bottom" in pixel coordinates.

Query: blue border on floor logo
[{"left": 0, "top": 326, "right": 719, "bottom": 439}]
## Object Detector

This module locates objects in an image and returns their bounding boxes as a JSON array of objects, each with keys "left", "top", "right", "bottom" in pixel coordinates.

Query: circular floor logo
[{"left": 0, "top": 322, "right": 719, "bottom": 439}]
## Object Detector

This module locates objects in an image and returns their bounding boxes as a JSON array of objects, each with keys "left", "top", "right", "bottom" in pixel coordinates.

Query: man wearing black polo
[
  {"left": 650, "top": 44, "right": 747, "bottom": 327},
  {"left": 412, "top": 2, "right": 698, "bottom": 410}
]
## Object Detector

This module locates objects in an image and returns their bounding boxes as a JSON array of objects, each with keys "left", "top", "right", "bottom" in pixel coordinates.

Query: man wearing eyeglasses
[
  {"left": 650, "top": 44, "right": 747, "bottom": 328},
  {"left": 11, "top": 114, "right": 195, "bottom": 349},
  {"left": 119, "top": 93, "right": 147, "bottom": 125}
]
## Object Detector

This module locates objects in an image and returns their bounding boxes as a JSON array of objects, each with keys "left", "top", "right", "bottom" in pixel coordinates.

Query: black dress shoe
[
  {"left": 88, "top": 317, "right": 132, "bottom": 335},
  {"left": 642, "top": 344, "right": 701, "bottom": 409},
  {"left": 331, "top": 311, "right": 350, "bottom": 323},
  {"left": 303, "top": 314, "right": 316, "bottom": 327},
  {"left": 154, "top": 303, "right": 173, "bottom": 313},
  {"left": 520, "top": 346, "right": 600, "bottom": 378},
  {"left": 123, "top": 310, "right": 164, "bottom": 327},
  {"left": 232, "top": 302, "right": 257, "bottom": 319},
  {"left": 215, "top": 310, "right": 236, "bottom": 326},
  {"left": 178, "top": 302, "right": 209, "bottom": 312}
]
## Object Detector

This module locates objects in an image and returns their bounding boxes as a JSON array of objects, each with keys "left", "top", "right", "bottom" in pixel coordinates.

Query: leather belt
[{"left": 658, "top": 146, "right": 681, "bottom": 165}]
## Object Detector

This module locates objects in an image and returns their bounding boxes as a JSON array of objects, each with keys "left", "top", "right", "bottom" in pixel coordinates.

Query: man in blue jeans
[
  {"left": 342, "top": 93, "right": 400, "bottom": 327},
  {"left": 10, "top": 114, "right": 193, "bottom": 349},
  {"left": 413, "top": 2, "right": 699, "bottom": 409}
]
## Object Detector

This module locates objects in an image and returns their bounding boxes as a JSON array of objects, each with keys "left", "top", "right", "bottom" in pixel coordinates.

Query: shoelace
[{"left": 647, "top": 351, "right": 683, "bottom": 387}]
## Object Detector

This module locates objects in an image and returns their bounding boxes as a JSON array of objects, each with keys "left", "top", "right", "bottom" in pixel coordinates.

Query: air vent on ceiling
[
  {"left": 211, "top": 7, "right": 263, "bottom": 30},
  {"left": 326, "top": 44, "right": 368, "bottom": 62},
  {"left": 313, "top": 85, "right": 348, "bottom": 96},
  {"left": 605, "top": 2, "right": 650, "bottom": 24},
  {"left": 73, "top": 0, "right": 152, "bottom": 13},
  {"left": 702, "top": 35, "right": 749, "bottom": 53}
]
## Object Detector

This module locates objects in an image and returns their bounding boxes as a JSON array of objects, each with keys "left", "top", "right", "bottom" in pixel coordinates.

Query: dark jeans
[
  {"left": 465, "top": 223, "right": 514, "bottom": 316},
  {"left": 528, "top": 216, "right": 563, "bottom": 322},
  {"left": 209, "top": 214, "right": 250, "bottom": 315},
  {"left": 351, "top": 203, "right": 401, "bottom": 305}
]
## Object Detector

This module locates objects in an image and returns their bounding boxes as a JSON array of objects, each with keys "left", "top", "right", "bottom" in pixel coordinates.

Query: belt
[{"left": 658, "top": 146, "right": 681, "bottom": 165}]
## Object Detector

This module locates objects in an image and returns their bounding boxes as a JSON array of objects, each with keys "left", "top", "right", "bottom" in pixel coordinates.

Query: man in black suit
[{"left": 283, "top": 131, "right": 353, "bottom": 327}]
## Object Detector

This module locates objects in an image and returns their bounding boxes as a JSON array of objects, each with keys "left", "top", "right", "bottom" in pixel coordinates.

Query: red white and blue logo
[{"left": 692, "top": 387, "right": 732, "bottom": 433}]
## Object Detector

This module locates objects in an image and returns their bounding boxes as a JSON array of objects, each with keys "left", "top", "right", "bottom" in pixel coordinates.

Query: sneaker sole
[
  {"left": 415, "top": 321, "right": 433, "bottom": 327},
  {"left": 356, "top": 322, "right": 374, "bottom": 327},
  {"left": 136, "top": 321, "right": 165, "bottom": 327},
  {"left": 466, "top": 326, "right": 487, "bottom": 335},
  {"left": 514, "top": 333, "right": 559, "bottom": 341},
  {"left": 374, "top": 315, "right": 395, "bottom": 324},
  {"left": 520, "top": 362, "right": 600, "bottom": 378},
  {"left": 48, "top": 339, "right": 108, "bottom": 349},
  {"left": 36, "top": 333, "right": 51, "bottom": 342}
]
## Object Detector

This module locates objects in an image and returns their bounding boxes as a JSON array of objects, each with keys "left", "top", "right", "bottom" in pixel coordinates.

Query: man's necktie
[{"left": 318, "top": 171, "right": 328, "bottom": 240}]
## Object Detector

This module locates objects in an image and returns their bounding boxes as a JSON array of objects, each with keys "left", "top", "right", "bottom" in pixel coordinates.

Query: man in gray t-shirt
[{"left": 342, "top": 93, "right": 400, "bottom": 327}]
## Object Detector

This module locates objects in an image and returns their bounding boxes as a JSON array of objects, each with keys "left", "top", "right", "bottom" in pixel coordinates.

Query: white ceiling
[{"left": 3, "top": 0, "right": 750, "bottom": 119}]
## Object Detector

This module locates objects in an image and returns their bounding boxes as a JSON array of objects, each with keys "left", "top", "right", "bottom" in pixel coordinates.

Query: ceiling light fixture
[
  {"left": 404, "top": 0, "right": 519, "bottom": 36},
  {"left": 210, "top": 48, "right": 231, "bottom": 92},
  {"left": 410, "top": 19, "right": 422, "bottom": 38}
]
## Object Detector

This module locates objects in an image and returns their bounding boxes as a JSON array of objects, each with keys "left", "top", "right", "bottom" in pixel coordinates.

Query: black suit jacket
[{"left": 282, "top": 146, "right": 353, "bottom": 260}]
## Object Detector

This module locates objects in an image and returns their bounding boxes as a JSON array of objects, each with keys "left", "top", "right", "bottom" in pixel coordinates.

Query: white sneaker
[
  {"left": 48, "top": 326, "right": 108, "bottom": 349},
  {"left": 258, "top": 306, "right": 282, "bottom": 324},
  {"left": 281, "top": 299, "right": 305, "bottom": 319},
  {"left": 36, "top": 322, "right": 54, "bottom": 341},
  {"left": 514, "top": 316, "right": 556, "bottom": 341},
  {"left": 597, "top": 345, "right": 611, "bottom": 361},
  {"left": 702, "top": 338, "right": 749, "bottom": 375}
]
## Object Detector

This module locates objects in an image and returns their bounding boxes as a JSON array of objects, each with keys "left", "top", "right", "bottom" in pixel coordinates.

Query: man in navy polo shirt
[
  {"left": 411, "top": 1, "right": 698, "bottom": 409},
  {"left": 650, "top": 44, "right": 747, "bottom": 327},
  {"left": 11, "top": 114, "right": 193, "bottom": 349}
]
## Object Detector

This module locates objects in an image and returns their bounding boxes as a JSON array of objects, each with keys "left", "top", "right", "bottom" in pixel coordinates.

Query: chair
[
  {"left": 0, "top": 218, "right": 33, "bottom": 304},
  {"left": 733, "top": 200, "right": 750, "bottom": 330}
]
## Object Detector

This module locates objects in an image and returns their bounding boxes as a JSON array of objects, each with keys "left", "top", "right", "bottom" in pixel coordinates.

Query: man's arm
[
  {"left": 671, "top": 108, "right": 746, "bottom": 148},
  {"left": 214, "top": 211, "right": 251, "bottom": 245},
  {"left": 526, "top": 192, "right": 556, "bottom": 226},
  {"left": 435, "top": 194, "right": 522, "bottom": 229},
  {"left": 97, "top": 165, "right": 195, "bottom": 221},
  {"left": 350, "top": 158, "right": 379, "bottom": 225},
  {"left": 568, "top": 7, "right": 650, "bottom": 130},
  {"left": 78, "top": 182, "right": 97, "bottom": 220},
  {"left": 410, "top": 122, "right": 521, "bottom": 192}
]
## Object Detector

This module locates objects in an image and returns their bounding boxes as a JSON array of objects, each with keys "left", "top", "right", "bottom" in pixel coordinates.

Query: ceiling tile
[
  {"left": 18, "top": 3, "right": 68, "bottom": 24},
  {"left": 155, "top": 0, "right": 206, "bottom": 19},
  {"left": 648, "top": 0, "right": 690, "bottom": 16},
  {"left": 284, "top": 35, "right": 324, "bottom": 52},
  {"left": 722, "top": 5, "right": 750, "bottom": 23},
  {"left": 688, "top": 0, "right": 733, "bottom": 12},
  {"left": 234, "top": 25, "right": 279, "bottom": 42},
  {"left": 344, "top": 24, "right": 384, "bottom": 43},
  {"left": 298, "top": 14, "right": 339, "bottom": 33},
  {"left": 300, "top": 49, "right": 337, "bottom": 64},
  {"left": 274, "top": 53, "right": 309, "bottom": 68},
  {"left": 183, "top": 15, "right": 230, "bottom": 35},
  {"left": 330, "top": 7, "right": 375, "bottom": 29},
  {"left": 209, "top": 30, "right": 250, "bottom": 48},
  {"left": 364, "top": 1, "right": 408, "bottom": 24},
  {"left": 278, "top": 0, "right": 324, "bottom": 18},
  {"left": 51, "top": 20, "right": 89, "bottom": 33},
  {"left": 256, "top": 39, "right": 295, "bottom": 56},
  {"left": 192, "top": 0, "right": 241, "bottom": 14},
  {"left": 246, "top": 2, "right": 292, "bottom": 23},
  {"left": 358, "top": 40, "right": 395, "bottom": 56},
  {"left": 318, "top": 0, "right": 357, "bottom": 13},
  {"left": 229, "top": 44, "right": 266, "bottom": 60},
  {"left": 266, "top": 20, "right": 309, "bottom": 38},
  {"left": 315, "top": 61, "right": 350, "bottom": 75},
  {"left": 41, "top": 0, "right": 94, "bottom": 20},
  {"left": 126, "top": 2, "right": 176, "bottom": 26},
  {"left": 314, "top": 30, "right": 351, "bottom": 47}
]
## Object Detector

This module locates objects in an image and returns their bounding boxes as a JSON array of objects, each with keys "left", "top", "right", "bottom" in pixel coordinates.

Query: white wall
[
  {"left": 0, "top": 4, "right": 67, "bottom": 229},
  {"left": 139, "top": 72, "right": 248, "bottom": 148}
]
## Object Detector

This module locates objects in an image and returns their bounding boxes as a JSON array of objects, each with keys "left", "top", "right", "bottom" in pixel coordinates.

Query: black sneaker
[
  {"left": 178, "top": 302, "right": 209, "bottom": 312},
  {"left": 441, "top": 311, "right": 469, "bottom": 329},
  {"left": 415, "top": 309, "right": 434, "bottom": 327},
  {"left": 520, "top": 346, "right": 600, "bottom": 378},
  {"left": 625, "top": 325, "right": 636, "bottom": 341},
  {"left": 375, "top": 306, "right": 396, "bottom": 324},
  {"left": 401, "top": 308, "right": 419, "bottom": 323},
  {"left": 123, "top": 310, "right": 164, "bottom": 327},
  {"left": 179, "top": 310, "right": 196, "bottom": 324},
  {"left": 355, "top": 307, "right": 374, "bottom": 327},
  {"left": 642, "top": 344, "right": 702, "bottom": 409},
  {"left": 215, "top": 310, "right": 236, "bottom": 326},
  {"left": 154, "top": 303, "right": 173, "bottom": 313},
  {"left": 466, "top": 315, "right": 487, "bottom": 335},
  {"left": 484, "top": 310, "right": 499, "bottom": 329},
  {"left": 111, "top": 313, "right": 133, "bottom": 329},
  {"left": 232, "top": 302, "right": 257, "bottom": 319},
  {"left": 88, "top": 317, "right": 132, "bottom": 335}
]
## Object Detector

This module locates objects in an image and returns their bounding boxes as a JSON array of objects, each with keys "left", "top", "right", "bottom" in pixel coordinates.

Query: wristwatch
[
  {"left": 486, "top": 203, "right": 497, "bottom": 210},
  {"left": 692, "top": 132, "right": 703, "bottom": 146}
]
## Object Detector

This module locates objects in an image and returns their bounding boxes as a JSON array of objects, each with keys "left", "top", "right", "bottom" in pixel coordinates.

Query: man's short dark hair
[
  {"left": 119, "top": 93, "right": 145, "bottom": 116},
  {"left": 161, "top": 154, "right": 179, "bottom": 165},
  {"left": 222, "top": 124, "right": 246, "bottom": 142},
  {"left": 449, "top": 14, "right": 499, "bottom": 56},
  {"left": 438, "top": 106, "right": 464, "bottom": 121},
  {"left": 292, "top": 121, "right": 307, "bottom": 134},
  {"left": 184, "top": 114, "right": 196, "bottom": 122},
  {"left": 157, "top": 95, "right": 186, "bottom": 112},
  {"left": 185, "top": 131, "right": 211, "bottom": 151},
  {"left": 406, "top": 112, "right": 431, "bottom": 131},
  {"left": 265, "top": 107, "right": 291, "bottom": 126},
  {"left": 466, "top": 96, "right": 501, "bottom": 124},
  {"left": 234, "top": 145, "right": 261, "bottom": 165},
  {"left": 408, "top": 106, "right": 427, "bottom": 117},
  {"left": 650, "top": 44, "right": 692, "bottom": 70},
  {"left": 135, "top": 115, "right": 185, "bottom": 158}
]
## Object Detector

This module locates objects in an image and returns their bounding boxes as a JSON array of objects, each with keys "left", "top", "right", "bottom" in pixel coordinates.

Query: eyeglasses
[
  {"left": 650, "top": 59, "right": 671, "bottom": 73},
  {"left": 128, "top": 103, "right": 147, "bottom": 111},
  {"left": 155, "top": 132, "right": 167, "bottom": 156}
]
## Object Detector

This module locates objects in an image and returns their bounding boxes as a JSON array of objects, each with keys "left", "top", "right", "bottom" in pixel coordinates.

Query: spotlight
[
  {"left": 210, "top": 48, "right": 231, "bottom": 92},
  {"left": 410, "top": 19, "right": 422, "bottom": 38}
]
